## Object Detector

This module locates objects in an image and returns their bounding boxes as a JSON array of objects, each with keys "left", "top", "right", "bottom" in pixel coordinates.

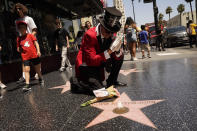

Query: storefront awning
[{"left": 45, "top": 0, "right": 104, "bottom": 19}]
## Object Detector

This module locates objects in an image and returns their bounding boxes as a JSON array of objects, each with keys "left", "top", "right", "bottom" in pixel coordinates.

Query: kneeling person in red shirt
[{"left": 16, "top": 21, "right": 44, "bottom": 91}]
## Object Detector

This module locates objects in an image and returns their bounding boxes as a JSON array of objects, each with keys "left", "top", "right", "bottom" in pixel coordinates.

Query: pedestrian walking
[
  {"left": 75, "top": 31, "right": 84, "bottom": 49},
  {"left": 156, "top": 24, "right": 165, "bottom": 51},
  {"left": 0, "top": 39, "right": 6, "bottom": 89},
  {"left": 16, "top": 21, "right": 44, "bottom": 92},
  {"left": 125, "top": 17, "right": 138, "bottom": 61},
  {"left": 55, "top": 19, "right": 72, "bottom": 72},
  {"left": 13, "top": 3, "right": 39, "bottom": 84},
  {"left": 188, "top": 20, "right": 197, "bottom": 48},
  {"left": 139, "top": 25, "right": 151, "bottom": 59}
]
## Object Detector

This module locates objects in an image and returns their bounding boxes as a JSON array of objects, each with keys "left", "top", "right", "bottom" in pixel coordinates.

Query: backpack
[{"left": 126, "top": 28, "right": 133, "bottom": 39}]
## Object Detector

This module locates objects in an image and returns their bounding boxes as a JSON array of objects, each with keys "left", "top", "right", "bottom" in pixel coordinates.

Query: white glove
[{"left": 110, "top": 33, "right": 123, "bottom": 52}]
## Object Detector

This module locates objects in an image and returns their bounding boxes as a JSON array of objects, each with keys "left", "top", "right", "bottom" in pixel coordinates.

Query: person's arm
[
  {"left": 31, "top": 35, "right": 41, "bottom": 57},
  {"left": 32, "top": 28, "right": 37, "bottom": 36},
  {"left": 55, "top": 39, "right": 59, "bottom": 51},
  {"left": 16, "top": 37, "right": 22, "bottom": 52},
  {"left": 28, "top": 17, "right": 37, "bottom": 36},
  {"left": 82, "top": 33, "right": 110, "bottom": 66},
  {"left": 34, "top": 40, "right": 41, "bottom": 57},
  {"left": 66, "top": 36, "right": 70, "bottom": 48}
]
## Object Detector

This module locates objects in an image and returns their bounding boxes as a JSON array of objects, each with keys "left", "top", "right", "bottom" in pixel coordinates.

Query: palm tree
[
  {"left": 177, "top": 4, "right": 185, "bottom": 26},
  {"left": 185, "top": 0, "right": 194, "bottom": 21},
  {"left": 159, "top": 13, "right": 164, "bottom": 21},
  {"left": 158, "top": 13, "right": 164, "bottom": 25},
  {"left": 166, "top": 6, "right": 173, "bottom": 21}
]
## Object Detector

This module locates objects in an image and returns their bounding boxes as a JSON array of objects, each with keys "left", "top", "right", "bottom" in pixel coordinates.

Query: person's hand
[
  {"left": 124, "top": 40, "right": 127, "bottom": 45},
  {"left": 37, "top": 51, "right": 41, "bottom": 57},
  {"left": 67, "top": 44, "right": 70, "bottom": 48},
  {"left": 110, "top": 34, "right": 123, "bottom": 52},
  {"left": 56, "top": 46, "right": 58, "bottom": 51},
  {"left": 107, "top": 49, "right": 113, "bottom": 55},
  {"left": 0, "top": 46, "right": 2, "bottom": 51}
]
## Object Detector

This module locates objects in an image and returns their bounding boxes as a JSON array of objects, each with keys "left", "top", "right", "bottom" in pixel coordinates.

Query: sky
[{"left": 107, "top": 0, "right": 195, "bottom": 26}]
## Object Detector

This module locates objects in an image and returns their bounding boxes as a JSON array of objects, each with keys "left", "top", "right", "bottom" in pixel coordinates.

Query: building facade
[
  {"left": 113, "top": 0, "right": 126, "bottom": 28},
  {"left": 167, "top": 11, "right": 196, "bottom": 28}
]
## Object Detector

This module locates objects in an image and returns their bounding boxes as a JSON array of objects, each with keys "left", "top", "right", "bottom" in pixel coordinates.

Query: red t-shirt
[{"left": 17, "top": 34, "right": 38, "bottom": 61}]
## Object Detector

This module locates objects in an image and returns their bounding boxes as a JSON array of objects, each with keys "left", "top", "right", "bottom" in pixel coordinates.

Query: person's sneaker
[
  {"left": 68, "top": 66, "right": 72, "bottom": 70},
  {"left": 59, "top": 67, "right": 65, "bottom": 72},
  {"left": 39, "top": 78, "right": 44, "bottom": 87},
  {"left": 142, "top": 55, "right": 146, "bottom": 59},
  {"left": 133, "top": 57, "right": 138, "bottom": 61},
  {"left": 22, "top": 84, "right": 31, "bottom": 92},
  {"left": 16, "top": 77, "right": 25, "bottom": 84},
  {"left": 34, "top": 74, "right": 39, "bottom": 80},
  {"left": 0, "top": 82, "right": 7, "bottom": 89},
  {"left": 148, "top": 55, "right": 151, "bottom": 58}
]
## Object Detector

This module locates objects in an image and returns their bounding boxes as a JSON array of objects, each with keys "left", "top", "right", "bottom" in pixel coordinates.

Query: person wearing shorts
[
  {"left": 139, "top": 25, "right": 151, "bottom": 59},
  {"left": 16, "top": 21, "right": 44, "bottom": 92},
  {"left": 13, "top": 3, "right": 40, "bottom": 83},
  {"left": 125, "top": 18, "right": 138, "bottom": 61}
]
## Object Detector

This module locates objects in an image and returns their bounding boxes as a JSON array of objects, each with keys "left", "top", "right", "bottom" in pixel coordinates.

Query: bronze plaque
[{"left": 113, "top": 107, "right": 129, "bottom": 114}]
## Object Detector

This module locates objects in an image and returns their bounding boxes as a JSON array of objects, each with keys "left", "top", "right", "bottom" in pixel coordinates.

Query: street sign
[{"left": 144, "top": 0, "right": 153, "bottom": 3}]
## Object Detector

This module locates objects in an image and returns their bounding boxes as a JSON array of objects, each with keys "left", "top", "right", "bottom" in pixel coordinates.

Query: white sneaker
[
  {"left": 0, "top": 83, "right": 7, "bottom": 89},
  {"left": 133, "top": 57, "right": 138, "bottom": 61},
  {"left": 34, "top": 74, "right": 39, "bottom": 80},
  {"left": 59, "top": 67, "right": 65, "bottom": 72}
]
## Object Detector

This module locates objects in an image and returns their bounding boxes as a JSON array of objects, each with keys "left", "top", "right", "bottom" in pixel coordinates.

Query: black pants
[
  {"left": 189, "top": 35, "right": 197, "bottom": 47},
  {"left": 156, "top": 35, "right": 165, "bottom": 50},
  {"left": 106, "top": 55, "right": 124, "bottom": 87},
  {"left": 70, "top": 55, "right": 124, "bottom": 94}
]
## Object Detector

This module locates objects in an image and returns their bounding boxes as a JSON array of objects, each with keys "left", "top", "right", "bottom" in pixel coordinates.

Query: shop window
[{"left": 0, "top": 0, "right": 74, "bottom": 64}]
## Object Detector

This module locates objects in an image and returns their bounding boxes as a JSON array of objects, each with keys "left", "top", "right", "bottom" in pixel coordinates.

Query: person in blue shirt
[{"left": 139, "top": 25, "right": 151, "bottom": 59}]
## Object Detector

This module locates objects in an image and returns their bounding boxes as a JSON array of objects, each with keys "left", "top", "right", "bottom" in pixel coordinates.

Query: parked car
[{"left": 163, "top": 26, "right": 189, "bottom": 47}]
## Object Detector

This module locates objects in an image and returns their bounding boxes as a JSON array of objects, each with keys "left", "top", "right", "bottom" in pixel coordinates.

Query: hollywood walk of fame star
[
  {"left": 119, "top": 68, "right": 144, "bottom": 76},
  {"left": 86, "top": 92, "right": 165, "bottom": 129},
  {"left": 49, "top": 81, "right": 70, "bottom": 94}
]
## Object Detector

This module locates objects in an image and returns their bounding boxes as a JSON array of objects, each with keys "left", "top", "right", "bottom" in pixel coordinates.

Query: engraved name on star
[
  {"left": 49, "top": 81, "right": 70, "bottom": 94},
  {"left": 86, "top": 92, "right": 165, "bottom": 129}
]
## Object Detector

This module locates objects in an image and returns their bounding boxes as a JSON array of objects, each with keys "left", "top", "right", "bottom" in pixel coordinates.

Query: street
[{"left": 1, "top": 45, "right": 197, "bottom": 131}]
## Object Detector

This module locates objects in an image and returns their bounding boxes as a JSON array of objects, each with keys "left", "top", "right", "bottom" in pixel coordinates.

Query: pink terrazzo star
[
  {"left": 119, "top": 68, "right": 144, "bottom": 76},
  {"left": 49, "top": 81, "right": 70, "bottom": 94},
  {"left": 86, "top": 92, "right": 165, "bottom": 129}
]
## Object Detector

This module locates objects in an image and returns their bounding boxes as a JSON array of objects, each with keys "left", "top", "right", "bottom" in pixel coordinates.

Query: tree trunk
[
  {"left": 196, "top": 0, "right": 197, "bottom": 23},
  {"left": 180, "top": 13, "right": 182, "bottom": 26},
  {"left": 190, "top": 2, "right": 194, "bottom": 21},
  {"left": 169, "top": 13, "right": 170, "bottom": 21},
  {"left": 153, "top": 0, "right": 159, "bottom": 35},
  {"left": 131, "top": 0, "right": 136, "bottom": 22}
]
